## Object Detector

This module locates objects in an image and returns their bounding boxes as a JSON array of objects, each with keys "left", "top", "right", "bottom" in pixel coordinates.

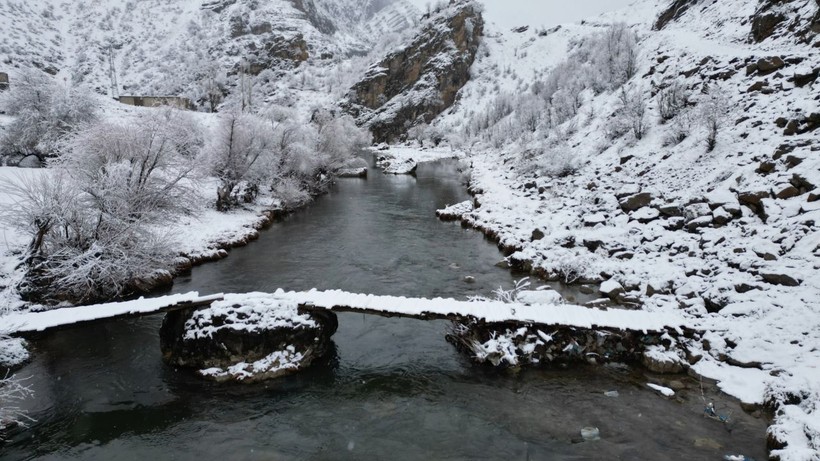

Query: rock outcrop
[
  {"left": 160, "top": 294, "right": 337, "bottom": 383},
  {"left": 344, "top": 0, "right": 483, "bottom": 143}
]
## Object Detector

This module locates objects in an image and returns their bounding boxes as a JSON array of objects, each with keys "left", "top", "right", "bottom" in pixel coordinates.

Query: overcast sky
[{"left": 405, "top": 0, "right": 635, "bottom": 30}]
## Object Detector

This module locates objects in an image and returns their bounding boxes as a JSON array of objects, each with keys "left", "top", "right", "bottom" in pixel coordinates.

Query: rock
[
  {"left": 683, "top": 202, "right": 711, "bottom": 221},
  {"left": 337, "top": 167, "right": 367, "bottom": 178},
  {"left": 723, "top": 201, "right": 743, "bottom": 218},
  {"left": 752, "top": 12, "right": 785, "bottom": 42},
  {"left": 747, "top": 80, "right": 768, "bottom": 92},
  {"left": 712, "top": 207, "right": 733, "bottom": 226},
  {"left": 160, "top": 294, "right": 337, "bottom": 383},
  {"left": 653, "top": 0, "right": 696, "bottom": 30},
  {"left": 583, "top": 213, "right": 606, "bottom": 227},
  {"left": 756, "top": 56, "right": 786, "bottom": 74},
  {"left": 793, "top": 67, "right": 819, "bottom": 87},
  {"left": 774, "top": 183, "right": 800, "bottom": 199},
  {"left": 642, "top": 347, "right": 685, "bottom": 374},
  {"left": 658, "top": 203, "right": 683, "bottom": 217},
  {"left": 631, "top": 207, "right": 660, "bottom": 223},
  {"left": 619, "top": 192, "right": 653, "bottom": 212},
  {"left": 615, "top": 184, "right": 641, "bottom": 199},
  {"left": 760, "top": 272, "right": 801, "bottom": 287},
  {"left": 578, "top": 284, "right": 596, "bottom": 295},
  {"left": 756, "top": 160, "right": 776, "bottom": 174},
  {"left": 687, "top": 216, "right": 713, "bottom": 231},
  {"left": 531, "top": 228, "right": 545, "bottom": 241},
  {"left": 737, "top": 190, "right": 770, "bottom": 210},
  {"left": 463, "top": 275, "right": 476, "bottom": 283},
  {"left": 599, "top": 280, "right": 624, "bottom": 299},
  {"left": 808, "top": 192, "right": 820, "bottom": 203}
]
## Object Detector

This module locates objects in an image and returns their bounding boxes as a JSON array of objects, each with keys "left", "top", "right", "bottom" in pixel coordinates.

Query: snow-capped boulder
[
  {"left": 160, "top": 293, "right": 337, "bottom": 383},
  {"left": 599, "top": 280, "right": 624, "bottom": 299}
]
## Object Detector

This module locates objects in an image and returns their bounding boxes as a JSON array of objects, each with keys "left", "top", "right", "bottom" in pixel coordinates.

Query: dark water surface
[{"left": 4, "top": 159, "right": 767, "bottom": 460}]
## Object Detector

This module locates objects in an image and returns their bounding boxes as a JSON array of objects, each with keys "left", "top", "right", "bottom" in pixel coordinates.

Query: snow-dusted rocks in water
[
  {"left": 436, "top": 200, "right": 474, "bottom": 221},
  {"left": 160, "top": 293, "right": 337, "bottom": 383}
]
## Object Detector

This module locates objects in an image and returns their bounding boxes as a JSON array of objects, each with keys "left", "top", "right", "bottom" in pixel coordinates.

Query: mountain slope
[{"left": 0, "top": 0, "right": 421, "bottom": 104}]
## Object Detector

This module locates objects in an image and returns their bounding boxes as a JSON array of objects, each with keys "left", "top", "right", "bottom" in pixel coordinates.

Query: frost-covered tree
[
  {"left": 0, "top": 71, "right": 97, "bottom": 166},
  {"left": 202, "top": 112, "right": 277, "bottom": 211},
  {"left": 698, "top": 83, "right": 730, "bottom": 152},
  {"left": 0, "top": 369, "right": 34, "bottom": 438},
  {"left": 615, "top": 85, "right": 648, "bottom": 141},
  {"left": 657, "top": 79, "right": 690, "bottom": 123},
  {"left": 2, "top": 110, "right": 201, "bottom": 303}
]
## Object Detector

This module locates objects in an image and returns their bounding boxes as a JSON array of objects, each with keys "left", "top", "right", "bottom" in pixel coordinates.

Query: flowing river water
[{"left": 3, "top": 158, "right": 767, "bottom": 460}]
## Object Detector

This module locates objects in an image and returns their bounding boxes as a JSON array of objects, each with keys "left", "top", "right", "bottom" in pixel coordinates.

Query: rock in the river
[
  {"left": 160, "top": 293, "right": 337, "bottom": 383},
  {"left": 599, "top": 279, "right": 624, "bottom": 299}
]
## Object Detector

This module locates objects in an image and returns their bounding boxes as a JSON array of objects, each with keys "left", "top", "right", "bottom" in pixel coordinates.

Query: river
[{"left": 2, "top": 158, "right": 767, "bottom": 460}]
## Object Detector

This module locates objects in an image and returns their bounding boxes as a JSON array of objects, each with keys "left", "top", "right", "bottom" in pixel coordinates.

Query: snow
[
  {"left": 184, "top": 293, "right": 316, "bottom": 340},
  {"left": 0, "top": 336, "right": 29, "bottom": 368},
  {"left": 647, "top": 383, "right": 675, "bottom": 397},
  {"left": 199, "top": 346, "right": 304, "bottom": 381},
  {"left": 3, "top": 292, "right": 221, "bottom": 334},
  {"left": 2, "top": 288, "right": 688, "bottom": 336}
]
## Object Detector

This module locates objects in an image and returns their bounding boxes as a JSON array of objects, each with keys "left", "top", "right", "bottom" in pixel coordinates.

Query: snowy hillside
[
  {"left": 0, "top": 0, "right": 420, "bottom": 105},
  {"left": 420, "top": 0, "right": 820, "bottom": 458}
]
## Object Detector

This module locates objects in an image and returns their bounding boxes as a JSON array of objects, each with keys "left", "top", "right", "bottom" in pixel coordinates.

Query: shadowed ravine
[{"left": 3, "top": 158, "right": 767, "bottom": 460}]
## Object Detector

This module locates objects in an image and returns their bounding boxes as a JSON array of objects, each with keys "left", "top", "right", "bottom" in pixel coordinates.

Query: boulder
[
  {"left": 631, "top": 207, "right": 660, "bottom": 223},
  {"left": 583, "top": 213, "right": 607, "bottom": 227},
  {"left": 619, "top": 192, "right": 653, "bottom": 212},
  {"left": 160, "top": 294, "right": 337, "bottom": 383},
  {"left": 712, "top": 207, "right": 733, "bottom": 226},
  {"left": 760, "top": 272, "right": 801, "bottom": 287},
  {"left": 599, "top": 280, "right": 624, "bottom": 299},
  {"left": 683, "top": 203, "right": 711, "bottom": 222},
  {"left": 756, "top": 56, "right": 786, "bottom": 74},
  {"left": 774, "top": 183, "right": 800, "bottom": 199}
]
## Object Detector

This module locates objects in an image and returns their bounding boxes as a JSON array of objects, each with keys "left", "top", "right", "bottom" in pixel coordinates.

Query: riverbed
[{"left": 2, "top": 158, "right": 767, "bottom": 460}]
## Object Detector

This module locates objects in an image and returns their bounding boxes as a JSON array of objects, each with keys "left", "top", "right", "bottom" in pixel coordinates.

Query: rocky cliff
[{"left": 344, "top": 0, "right": 484, "bottom": 143}]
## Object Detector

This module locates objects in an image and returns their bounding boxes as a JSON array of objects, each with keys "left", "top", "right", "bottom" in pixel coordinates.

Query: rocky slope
[
  {"left": 343, "top": 0, "right": 484, "bottom": 143},
  {"left": 418, "top": 0, "right": 819, "bottom": 458}
]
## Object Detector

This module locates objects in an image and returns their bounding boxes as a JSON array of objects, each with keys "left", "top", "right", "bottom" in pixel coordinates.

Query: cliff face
[{"left": 345, "top": 0, "right": 483, "bottom": 143}]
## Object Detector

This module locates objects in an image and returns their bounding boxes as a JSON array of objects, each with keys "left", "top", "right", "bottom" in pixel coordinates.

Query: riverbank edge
[{"left": 432, "top": 158, "right": 813, "bottom": 459}]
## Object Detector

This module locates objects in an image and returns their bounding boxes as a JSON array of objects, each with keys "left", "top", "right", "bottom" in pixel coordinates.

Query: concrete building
[{"left": 118, "top": 95, "right": 193, "bottom": 110}]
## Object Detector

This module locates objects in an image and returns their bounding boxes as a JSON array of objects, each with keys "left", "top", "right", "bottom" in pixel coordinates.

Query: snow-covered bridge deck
[{"left": 4, "top": 289, "right": 690, "bottom": 335}]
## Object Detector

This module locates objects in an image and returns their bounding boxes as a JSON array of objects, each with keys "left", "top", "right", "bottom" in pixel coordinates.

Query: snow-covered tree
[
  {"left": 657, "top": 79, "right": 690, "bottom": 122},
  {"left": 0, "top": 71, "right": 97, "bottom": 166},
  {"left": 202, "top": 112, "right": 277, "bottom": 211},
  {"left": 615, "top": 85, "right": 648, "bottom": 141},
  {"left": 0, "top": 369, "right": 34, "bottom": 438},
  {"left": 2, "top": 110, "right": 201, "bottom": 303},
  {"left": 698, "top": 83, "right": 730, "bottom": 152}
]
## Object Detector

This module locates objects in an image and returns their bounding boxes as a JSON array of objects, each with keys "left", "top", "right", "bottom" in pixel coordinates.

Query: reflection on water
[{"left": 3, "top": 158, "right": 767, "bottom": 460}]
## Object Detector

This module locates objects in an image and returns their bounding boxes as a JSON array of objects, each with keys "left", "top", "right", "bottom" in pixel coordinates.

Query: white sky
[{"left": 405, "top": 0, "right": 636, "bottom": 30}]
